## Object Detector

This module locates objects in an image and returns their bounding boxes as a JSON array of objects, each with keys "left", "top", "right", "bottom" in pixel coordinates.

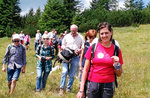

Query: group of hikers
[{"left": 2, "top": 22, "right": 123, "bottom": 98}]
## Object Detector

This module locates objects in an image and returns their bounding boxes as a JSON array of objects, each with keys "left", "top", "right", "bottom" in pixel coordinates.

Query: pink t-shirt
[{"left": 85, "top": 43, "right": 123, "bottom": 83}]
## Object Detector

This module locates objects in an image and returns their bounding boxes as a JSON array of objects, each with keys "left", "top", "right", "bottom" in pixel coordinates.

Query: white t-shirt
[
  {"left": 62, "top": 33, "right": 84, "bottom": 51},
  {"left": 48, "top": 32, "right": 53, "bottom": 38},
  {"left": 19, "top": 33, "right": 25, "bottom": 40},
  {"left": 35, "top": 33, "right": 41, "bottom": 41}
]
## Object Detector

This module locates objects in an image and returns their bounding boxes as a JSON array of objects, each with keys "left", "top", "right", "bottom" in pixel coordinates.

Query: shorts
[
  {"left": 7, "top": 65, "right": 21, "bottom": 82},
  {"left": 25, "top": 42, "right": 30, "bottom": 46}
]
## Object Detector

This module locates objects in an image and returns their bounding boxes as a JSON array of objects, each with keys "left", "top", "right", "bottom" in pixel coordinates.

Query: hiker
[
  {"left": 24, "top": 33, "right": 30, "bottom": 50},
  {"left": 58, "top": 33, "right": 64, "bottom": 52},
  {"left": 2, "top": 34, "right": 26, "bottom": 94},
  {"left": 79, "top": 29, "right": 97, "bottom": 97},
  {"left": 59, "top": 24, "right": 84, "bottom": 95},
  {"left": 35, "top": 33, "right": 54, "bottom": 94},
  {"left": 35, "top": 30, "right": 42, "bottom": 50},
  {"left": 52, "top": 30, "right": 58, "bottom": 55},
  {"left": 19, "top": 31, "right": 25, "bottom": 45},
  {"left": 77, "top": 22, "right": 123, "bottom": 98}
]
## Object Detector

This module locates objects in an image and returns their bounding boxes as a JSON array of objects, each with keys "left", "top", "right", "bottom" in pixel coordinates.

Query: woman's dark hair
[{"left": 97, "top": 22, "right": 113, "bottom": 42}]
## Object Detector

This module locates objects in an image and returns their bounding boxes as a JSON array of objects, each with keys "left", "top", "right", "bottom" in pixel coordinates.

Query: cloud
[{"left": 118, "top": 0, "right": 125, "bottom": 9}]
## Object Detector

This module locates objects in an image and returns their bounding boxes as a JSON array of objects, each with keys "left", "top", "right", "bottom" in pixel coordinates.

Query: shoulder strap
[
  {"left": 8, "top": 44, "right": 12, "bottom": 51},
  {"left": 91, "top": 43, "right": 97, "bottom": 60}
]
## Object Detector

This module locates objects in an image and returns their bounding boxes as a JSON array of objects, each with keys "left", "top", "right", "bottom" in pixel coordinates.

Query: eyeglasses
[
  {"left": 43, "top": 38, "right": 49, "bottom": 40},
  {"left": 13, "top": 40, "right": 19, "bottom": 43}
]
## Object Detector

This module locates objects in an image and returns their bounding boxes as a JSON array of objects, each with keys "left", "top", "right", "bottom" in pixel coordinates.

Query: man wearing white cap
[{"left": 2, "top": 34, "right": 26, "bottom": 94}]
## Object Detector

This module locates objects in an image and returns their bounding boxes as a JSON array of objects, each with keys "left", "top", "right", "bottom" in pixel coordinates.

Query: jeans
[
  {"left": 88, "top": 82, "right": 115, "bottom": 98},
  {"left": 7, "top": 65, "right": 21, "bottom": 82},
  {"left": 60, "top": 56, "right": 79, "bottom": 90},
  {"left": 36, "top": 66, "right": 50, "bottom": 91},
  {"left": 35, "top": 42, "right": 39, "bottom": 50}
]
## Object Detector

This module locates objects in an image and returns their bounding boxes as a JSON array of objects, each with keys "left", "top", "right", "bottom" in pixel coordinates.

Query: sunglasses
[
  {"left": 43, "top": 38, "right": 49, "bottom": 40},
  {"left": 13, "top": 40, "right": 19, "bottom": 43}
]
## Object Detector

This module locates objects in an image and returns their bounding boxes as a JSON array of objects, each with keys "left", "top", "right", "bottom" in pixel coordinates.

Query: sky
[{"left": 20, "top": 0, "right": 150, "bottom": 16}]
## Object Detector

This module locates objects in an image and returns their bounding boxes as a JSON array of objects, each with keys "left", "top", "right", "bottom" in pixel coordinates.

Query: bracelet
[
  {"left": 113, "top": 63, "right": 121, "bottom": 70},
  {"left": 79, "top": 91, "right": 84, "bottom": 93}
]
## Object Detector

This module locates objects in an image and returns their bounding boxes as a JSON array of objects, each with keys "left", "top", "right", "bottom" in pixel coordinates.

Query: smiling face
[
  {"left": 99, "top": 27, "right": 112, "bottom": 43},
  {"left": 13, "top": 39, "right": 20, "bottom": 46}
]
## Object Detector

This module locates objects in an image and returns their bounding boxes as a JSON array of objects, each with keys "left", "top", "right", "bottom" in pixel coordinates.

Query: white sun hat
[{"left": 12, "top": 34, "right": 20, "bottom": 40}]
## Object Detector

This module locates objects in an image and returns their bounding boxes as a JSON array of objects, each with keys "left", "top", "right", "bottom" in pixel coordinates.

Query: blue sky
[{"left": 19, "top": 0, "right": 150, "bottom": 16}]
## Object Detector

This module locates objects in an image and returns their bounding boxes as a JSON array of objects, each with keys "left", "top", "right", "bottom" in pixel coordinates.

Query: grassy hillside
[{"left": 0, "top": 24, "right": 150, "bottom": 98}]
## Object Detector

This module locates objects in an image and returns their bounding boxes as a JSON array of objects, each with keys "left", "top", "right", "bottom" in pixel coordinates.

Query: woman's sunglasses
[
  {"left": 13, "top": 40, "right": 20, "bottom": 43},
  {"left": 43, "top": 38, "right": 49, "bottom": 40}
]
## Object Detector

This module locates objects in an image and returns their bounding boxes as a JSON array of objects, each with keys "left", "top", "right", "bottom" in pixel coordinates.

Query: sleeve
[
  {"left": 84, "top": 46, "right": 92, "bottom": 60},
  {"left": 61, "top": 36, "right": 66, "bottom": 49},
  {"left": 119, "top": 49, "right": 123, "bottom": 65},
  {"left": 36, "top": 45, "right": 41, "bottom": 57},
  {"left": 22, "top": 46, "right": 26, "bottom": 66},
  {"left": 3, "top": 45, "right": 10, "bottom": 64},
  {"left": 51, "top": 46, "right": 55, "bottom": 59}
]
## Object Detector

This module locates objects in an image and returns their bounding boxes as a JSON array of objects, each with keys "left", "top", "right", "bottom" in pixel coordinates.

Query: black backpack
[
  {"left": 90, "top": 39, "right": 119, "bottom": 88},
  {"left": 53, "top": 47, "right": 75, "bottom": 67}
]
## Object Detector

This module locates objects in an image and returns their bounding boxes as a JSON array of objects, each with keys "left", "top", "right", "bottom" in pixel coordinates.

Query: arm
[
  {"left": 22, "top": 46, "right": 26, "bottom": 73},
  {"left": 2, "top": 45, "right": 9, "bottom": 72},
  {"left": 79, "top": 46, "right": 85, "bottom": 71},
  {"left": 77, "top": 59, "right": 90, "bottom": 98}
]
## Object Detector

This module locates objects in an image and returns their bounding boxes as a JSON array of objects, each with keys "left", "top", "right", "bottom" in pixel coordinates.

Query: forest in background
[{"left": 0, "top": 0, "right": 150, "bottom": 37}]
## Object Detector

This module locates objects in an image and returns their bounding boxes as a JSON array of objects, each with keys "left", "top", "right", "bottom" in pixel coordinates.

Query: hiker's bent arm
[
  {"left": 77, "top": 59, "right": 90, "bottom": 98},
  {"left": 114, "top": 65, "right": 122, "bottom": 77}
]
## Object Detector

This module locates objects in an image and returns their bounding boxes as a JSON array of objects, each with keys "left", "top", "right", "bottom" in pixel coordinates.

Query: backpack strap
[{"left": 113, "top": 44, "right": 119, "bottom": 88}]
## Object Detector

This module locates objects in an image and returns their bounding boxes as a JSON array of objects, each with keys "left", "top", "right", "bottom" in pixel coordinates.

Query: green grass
[{"left": 0, "top": 24, "right": 150, "bottom": 98}]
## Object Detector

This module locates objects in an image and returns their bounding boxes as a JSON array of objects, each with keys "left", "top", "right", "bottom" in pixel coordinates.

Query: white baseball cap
[
  {"left": 13, "top": 34, "right": 20, "bottom": 40},
  {"left": 42, "top": 34, "right": 49, "bottom": 39}
]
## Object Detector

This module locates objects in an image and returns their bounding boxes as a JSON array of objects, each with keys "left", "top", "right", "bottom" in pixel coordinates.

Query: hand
[
  {"left": 22, "top": 66, "right": 26, "bottom": 73},
  {"left": 45, "top": 57, "right": 51, "bottom": 60},
  {"left": 2, "top": 66, "right": 6, "bottom": 72},
  {"left": 111, "top": 56, "right": 119, "bottom": 65},
  {"left": 76, "top": 91, "right": 84, "bottom": 98},
  {"left": 38, "top": 56, "right": 42, "bottom": 61}
]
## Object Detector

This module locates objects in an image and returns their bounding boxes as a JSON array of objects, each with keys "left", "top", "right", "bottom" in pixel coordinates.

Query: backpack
[
  {"left": 90, "top": 39, "right": 119, "bottom": 88},
  {"left": 53, "top": 47, "right": 75, "bottom": 67}
]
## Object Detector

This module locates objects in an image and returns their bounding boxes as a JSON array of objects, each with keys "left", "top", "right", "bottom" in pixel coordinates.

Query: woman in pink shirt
[{"left": 77, "top": 22, "right": 123, "bottom": 98}]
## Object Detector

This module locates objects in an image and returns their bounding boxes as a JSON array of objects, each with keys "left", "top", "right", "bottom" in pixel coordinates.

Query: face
[
  {"left": 43, "top": 38, "right": 49, "bottom": 44},
  {"left": 99, "top": 27, "right": 112, "bottom": 43},
  {"left": 71, "top": 27, "right": 78, "bottom": 36},
  {"left": 13, "top": 39, "right": 20, "bottom": 46}
]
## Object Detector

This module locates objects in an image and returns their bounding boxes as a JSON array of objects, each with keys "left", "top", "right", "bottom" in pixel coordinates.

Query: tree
[
  {"left": 124, "top": 0, "right": 144, "bottom": 10},
  {"left": 0, "top": 0, "right": 21, "bottom": 37},
  {"left": 109, "top": 0, "right": 119, "bottom": 10},
  {"left": 38, "top": 0, "right": 68, "bottom": 33}
]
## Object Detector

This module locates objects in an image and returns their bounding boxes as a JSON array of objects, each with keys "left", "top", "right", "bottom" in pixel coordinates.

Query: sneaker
[
  {"left": 59, "top": 88, "right": 64, "bottom": 95},
  {"left": 66, "top": 89, "right": 71, "bottom": 93}
]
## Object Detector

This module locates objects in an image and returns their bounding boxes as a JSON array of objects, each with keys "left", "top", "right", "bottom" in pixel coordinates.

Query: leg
[
  {"left": 8, "top": 82, "right": 11, "bottom": 93},
  {"left": 88, "top": 82, "right": 101, "bottom": 98},
  {"left": 41, "top": 69, "right": 50, "bottom": 90},
  {"left": 102, "top": 82, "right": 114, "bottom": 98},
  {"left": 60, "top": 62, "right": 69, "bottom": 89},
  {"left": 67, "top": 56, "right": 79, "bottom": 91},
  {"left": 9, "top": 67, "right": 21, "bottom": 94},
  {"left": 9, "top": 80, "right": 16, "bottom": 94},
  {"left": 36, "top": 67, "right": 43, "bottom": 92}
]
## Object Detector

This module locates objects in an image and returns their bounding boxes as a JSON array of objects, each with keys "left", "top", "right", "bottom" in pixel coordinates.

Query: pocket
[
  {"left": 104, "top": 82, "right": 114, "bottom": 96},
  {"left": 88, "top": 82, "right": 99, "bottom": 94}
]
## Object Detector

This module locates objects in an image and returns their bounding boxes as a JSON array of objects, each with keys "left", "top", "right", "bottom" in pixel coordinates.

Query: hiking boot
[{"left": 59, "top": 88, "right": 64, "bottom": 95}]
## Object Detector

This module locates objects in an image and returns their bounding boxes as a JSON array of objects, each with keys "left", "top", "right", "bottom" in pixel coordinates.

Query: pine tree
[{"left": 109, "top": 0, "right": 119, "bottom": 10}]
